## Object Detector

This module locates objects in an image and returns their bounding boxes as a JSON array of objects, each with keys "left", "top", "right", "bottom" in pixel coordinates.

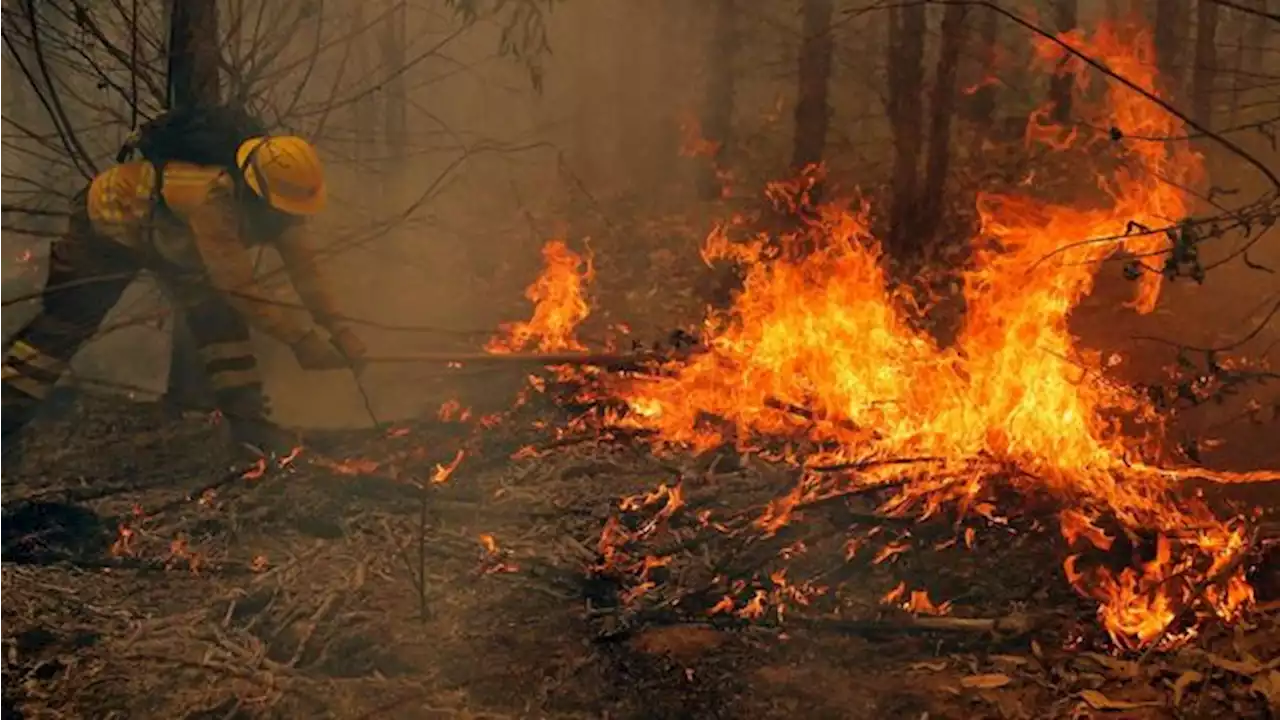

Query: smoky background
[{"left": 1, "top": 0, "right": 1277, "bottom": 468}]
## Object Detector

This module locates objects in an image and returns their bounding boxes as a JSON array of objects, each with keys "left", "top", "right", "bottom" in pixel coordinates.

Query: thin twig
[{"left": 1137, "top": 526, "right": 1260, "bottom": 665}]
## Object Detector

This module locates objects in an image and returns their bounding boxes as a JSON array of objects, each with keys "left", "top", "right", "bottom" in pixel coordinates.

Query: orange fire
[
  {"left": 882, "top": 582, "right": 953, "bottom": 616},
  {"left": 487, "top": 239, "right": 594, "bottom": 353},
  {"left": 507, "top": 22, "right": 1274, "bottom": 647}
]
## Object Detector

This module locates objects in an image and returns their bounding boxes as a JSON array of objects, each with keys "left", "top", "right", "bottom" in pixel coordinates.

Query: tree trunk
[
  {"left": 1228, "top": 8, "right": 1247, "bottom": 124},
  {"left": 0, "top": 2, "right": 40, "bottom": 207},
  {"left": 966, "top": 8, "right": 998, "bottom": 137},
  {"left": 165, "top": 0, "right": 222, "bottom": 411},
  {"left": 1192, "top": 0, "right": 1219, "bottom": 126},
  {"left": 1240, "top": 0, "right": 1269, "bottom": 131},
  {"left": 2, "top": 9, "right": 57, "bottom": 340},
  {"left": 651, "top": 0, "right": 685, "bottom": 191},
  {"left": 3, "top": 5, "right": 84, "bottom": 221},
  {"left": 887, "top": 1, "right": 927, "bottom": 256},
  {"left": 1154, "top": 0, "right": 1191, "bottom": 101},
  {"left": 611, "top": 5, "right": 634, "bottom": 192},
  {"left": 351, "top": 3, "right": 378, "bottom": 166},
  {"left": 1048, "top": 0, "right": 1078, "bottom": 123},
  {"left": 1245, "top": 0, "right": 1268, "bottom": 78},
  {"left": 915, "top": 4, "right": 968, "bottom": 247},
  {"left": 697, "top": 0, "right": 737, "bottom": 201},
  {"left": 381, "top": 0, "right": 409, "bottom": 177},
  {"left": 167, "top": 0, "right": 221, "bottom": 108},
  {"left": 791, "top": 0, "right": 834, "bottom": 175}
]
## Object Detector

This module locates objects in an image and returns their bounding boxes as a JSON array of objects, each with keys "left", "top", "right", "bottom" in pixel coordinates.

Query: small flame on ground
[
  {"left": 432, "top": 449, "right": 465, "bottom": 485},
  {"left": 487, "top": 239, "right": 594, "bottom": 354},
  {"left": 478, "top": 533, "right": 519, "bottom": 574},
  {"left": 882, "top": 582, "right": 953, "bottom": 616}
]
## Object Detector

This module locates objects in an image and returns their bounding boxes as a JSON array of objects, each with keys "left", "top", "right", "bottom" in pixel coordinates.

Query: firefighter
[{"left": 1, "top": 134, "right": 366, "bottom": 460}]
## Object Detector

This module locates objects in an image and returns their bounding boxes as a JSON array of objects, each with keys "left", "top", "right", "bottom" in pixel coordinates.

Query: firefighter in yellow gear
[{"left": 2, "top": 135, "right": 366, "bottom": 459}]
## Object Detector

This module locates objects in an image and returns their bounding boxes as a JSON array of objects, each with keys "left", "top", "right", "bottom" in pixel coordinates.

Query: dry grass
[{"left": 2, "top": 391, "right": 1277, "bottom": 720}]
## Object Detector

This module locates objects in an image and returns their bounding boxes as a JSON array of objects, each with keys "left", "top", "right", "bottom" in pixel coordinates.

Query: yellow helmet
[{"left": 236, "top": 135, "right": 327, "bottom": 216}]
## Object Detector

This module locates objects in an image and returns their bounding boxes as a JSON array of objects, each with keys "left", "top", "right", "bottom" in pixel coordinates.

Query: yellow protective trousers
[{"left": 1, "top": 191, "right": 268, "bottom": 446}]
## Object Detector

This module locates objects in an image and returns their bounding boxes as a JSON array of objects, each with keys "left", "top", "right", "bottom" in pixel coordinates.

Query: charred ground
[{"left": 2, "top": 377, "right": 1278, "bottom": 720}]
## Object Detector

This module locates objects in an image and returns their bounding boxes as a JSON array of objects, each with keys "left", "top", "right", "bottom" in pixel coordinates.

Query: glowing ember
[
  {"left": 165, "top": 534, "right": 203, "bottom": 574},
  {"left": 319, "top": 457, "right": 381, "bottom": 476},
  {"left": 501, "top": 21, "right": 1276, "bottom": 648}
]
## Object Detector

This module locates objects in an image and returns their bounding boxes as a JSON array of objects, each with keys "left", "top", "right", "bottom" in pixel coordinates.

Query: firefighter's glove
[
  {"left": 330, "top": 327, "right": 368, "bottom": 370},
  {"left": 292, "top": 329, "right": 349, "bottom": 370}
]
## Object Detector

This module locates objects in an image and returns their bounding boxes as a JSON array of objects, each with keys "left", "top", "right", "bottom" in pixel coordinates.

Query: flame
[
  {"left": 110, "top": 524, "right": 135, "bottom": 558},
  {"left": 166, "top": 534, "right": 203, "bottom": 574},
  {"left": 431, "top": 449, "right": 465, "bottom": 485},
  {"left": 882, "top": 584, "right": 953, "bottom": 616},
  {"left": 498, "top": 21, "right": 1273, "bottom": 648},
  {"left": 487, "top": 239, "right": 594, "bottom": 353},
  {"left": 478, "top": 532, "right": 519, "bottom": 574},
  {"left": 241, "top": 458, "right": 267, "bottom": 480},
  {"left": 437, "top": 399, "right": 472, "bottom": 423},
  {"left": 679, "top": 113, "right": 722, "bottom": 160},
  {"left": 582, "top": 21, "right": 1273, "bottom": 647}
]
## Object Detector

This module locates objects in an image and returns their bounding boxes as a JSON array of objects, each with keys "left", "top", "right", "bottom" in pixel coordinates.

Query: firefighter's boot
[
  {"left": 229, "top": 416, "right": 299, "bottom": 460},
  {"left": 219, "top": 388, "right": 298, "bottom": 460}
]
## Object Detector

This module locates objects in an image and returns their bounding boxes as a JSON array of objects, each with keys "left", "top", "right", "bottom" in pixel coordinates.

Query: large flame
[
  {"left": 505, "top": 22, "right": 1274, "bottom": 648},
  {"left": 614, "top": 24, "right": 1218, "bottom": 512}
]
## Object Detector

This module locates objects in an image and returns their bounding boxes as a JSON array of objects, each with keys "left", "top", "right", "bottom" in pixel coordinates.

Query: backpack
[
  {"left": 118, "top": 104, "right": 268, "bottom": 172},
  {"left": 116, "top": 106, "right": 290, "bottom": 242}
]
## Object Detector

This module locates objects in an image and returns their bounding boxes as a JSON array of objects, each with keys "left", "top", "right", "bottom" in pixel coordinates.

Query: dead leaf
[
  {"left": 990, "top": 654, "right": 1031, "bottom": 669},
  {"left": 1251, "top": 670, "right": 1280, "bottom": 709},
  {"left": 1199, "top": 651, "right": 1264, "bottom": 677},
  {"left": 1170, "top": 670, "right": 1203, "bottom": 707},
  {"left": 961, "top": 673, "right": 1013, "bottom": 690},
  {"left": 1078, "top": 689, "right": 1162, "bottom": 711},
  {"left": 1079, "top": 651, "right": 1141, "bottom": 679},
  {"left": 1078, "top": 672, "right": 1108, "bottom": 689}
]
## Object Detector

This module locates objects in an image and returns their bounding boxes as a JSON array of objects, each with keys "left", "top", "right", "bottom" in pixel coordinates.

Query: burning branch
[{"left": 452, "top": 17, "right": 1279, "bottom": 653}]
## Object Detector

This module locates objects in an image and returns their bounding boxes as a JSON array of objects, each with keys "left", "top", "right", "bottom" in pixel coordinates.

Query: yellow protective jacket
[{"left": 86, "top": 160, "right": 342, "bottom": 346}]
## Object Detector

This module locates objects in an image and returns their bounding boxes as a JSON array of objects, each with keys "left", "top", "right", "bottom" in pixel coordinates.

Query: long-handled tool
[
  {"left": 346, "top": 349, "right": 686, "bottom": 431},
  {"left": 358, "top": 350, "right": 667, "bottom": 367}
]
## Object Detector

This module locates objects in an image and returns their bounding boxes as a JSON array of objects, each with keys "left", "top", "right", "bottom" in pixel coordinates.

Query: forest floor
[
  {"left": 2, "top": 382, "right": 1278, "bottom": 720},
  {"left": 6, "top": 142, "right": 1280, "bottom": 718}
]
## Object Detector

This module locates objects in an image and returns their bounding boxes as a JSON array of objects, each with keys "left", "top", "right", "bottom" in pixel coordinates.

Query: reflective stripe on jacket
[{"left": 85, "top": 161, "right": 344, "bottom": 345}]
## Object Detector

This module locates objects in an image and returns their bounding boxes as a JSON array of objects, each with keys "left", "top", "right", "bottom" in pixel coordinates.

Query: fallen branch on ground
[{"left": 789, "top": 609, "right": 1044, "bottom": 638}]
